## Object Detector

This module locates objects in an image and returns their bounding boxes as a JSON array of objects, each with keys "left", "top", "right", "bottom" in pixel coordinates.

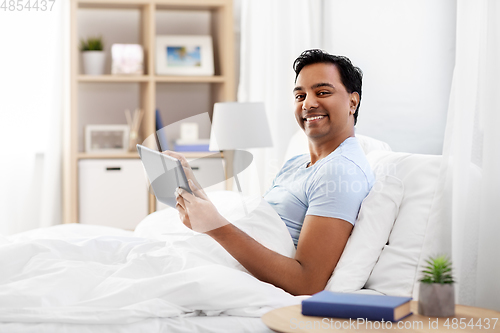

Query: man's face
[{"left": 293, "top": 63, "right": 358, "bottom": 143}]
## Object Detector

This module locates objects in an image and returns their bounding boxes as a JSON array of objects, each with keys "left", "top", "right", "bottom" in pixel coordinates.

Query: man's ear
[{"left": 350, "top": 92, "right": 360, "bottom": 115}]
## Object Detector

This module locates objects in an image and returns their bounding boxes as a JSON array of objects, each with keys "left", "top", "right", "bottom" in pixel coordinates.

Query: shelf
[
  {"left": 77, "top": 151, "right": 222, "bottom": 159},
  {"left": 78, "top": 75, "right": 150, "bottom": 83},
  {"left": 155, "top": 0, "right": 227, "bottom": 10},
  {"left": 77, "top": 75, "right": 225, "bottom": 83},
  {"left": 155, "top": 75, "right": 225, "bottom": 83},
  {"left": 78, "top": 0, "right": 228, "bottom": 10},
  {"left": 78, "top": 0, "right": 149, "bottom": 9},
  {"left": 67, "top": 0, "right": 235, "bottom": 223},
  {"left": 180, "top": 152, "right": 223, "bottom": 159},
  {"left": 78, "top": 152, "right": 140, "bottom": 159}
]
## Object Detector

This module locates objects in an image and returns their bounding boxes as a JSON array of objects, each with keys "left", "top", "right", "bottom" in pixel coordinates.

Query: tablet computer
[{"left": 137, "top": 144, "right": 192, "bottom": 208}]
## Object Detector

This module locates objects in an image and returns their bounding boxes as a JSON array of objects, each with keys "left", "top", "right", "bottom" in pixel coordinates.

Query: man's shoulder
[
  {"left": 283, "top": 153, "right": 309, "bottom": 168},
  {"left": 317, "top": 143, "right": 374, "bottom": 183},
  {"left": 314, "top": 155, "right": 365, "bottom": 177}
]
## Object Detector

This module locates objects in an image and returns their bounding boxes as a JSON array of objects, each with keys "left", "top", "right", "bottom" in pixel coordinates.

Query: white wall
[
  {"left": 234, "top": 0, "right": 456, "bottom": 155},
  {"left": 322, "top": 0, "right": 456, "bottom": 154}
]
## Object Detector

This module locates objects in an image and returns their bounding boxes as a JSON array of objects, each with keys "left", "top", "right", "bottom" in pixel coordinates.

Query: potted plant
[
  {"left": 418, "top": 255, "right": 455, "bottom": 317},
  {"left": 81, "top": 36, "right": 105, "bottom": 75}
]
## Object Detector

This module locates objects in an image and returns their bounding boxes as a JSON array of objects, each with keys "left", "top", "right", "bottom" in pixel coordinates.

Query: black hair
[{"left": 293, "top": 49, "right": 363, "bottom": 125}]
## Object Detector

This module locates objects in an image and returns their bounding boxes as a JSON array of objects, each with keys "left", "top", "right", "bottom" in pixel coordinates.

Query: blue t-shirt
[{"left": 263, "top": 137, "right": 375, "bottom": 247}]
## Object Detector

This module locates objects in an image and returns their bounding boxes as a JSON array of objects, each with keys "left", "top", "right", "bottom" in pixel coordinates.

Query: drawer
[{"left": 79, "top": 159, "right": 148, "bottom": 229}]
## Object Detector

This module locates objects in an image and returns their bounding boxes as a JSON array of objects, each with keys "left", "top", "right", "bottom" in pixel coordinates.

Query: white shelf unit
[{"left": 64, "top": 0, "right": 235, "bottom": 225}]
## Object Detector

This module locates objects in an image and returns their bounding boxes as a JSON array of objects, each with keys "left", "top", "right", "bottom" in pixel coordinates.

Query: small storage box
[{"left": 79, "top": 159, "right": 148, "bottom": 229}]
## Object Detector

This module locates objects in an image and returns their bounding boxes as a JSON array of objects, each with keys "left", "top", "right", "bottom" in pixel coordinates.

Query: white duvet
[{"left": 0, "top": 192, "right": 300, "bottom": 324}]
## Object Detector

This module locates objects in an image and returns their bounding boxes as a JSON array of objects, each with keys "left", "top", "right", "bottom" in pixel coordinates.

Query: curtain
[
  {"left": 440, "top": 0, "right": 500, "bottom": 310},
  {"left": 237, "top": 0, "right": 323, "bottom": 195},
  {"left": 0, "top": 3, "right": 68, "bottom": 235}
]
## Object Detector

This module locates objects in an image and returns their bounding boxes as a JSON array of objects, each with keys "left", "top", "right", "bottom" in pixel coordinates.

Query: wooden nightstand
[{"left": 262, "top": 301, "right": 500, "bottom": 332}]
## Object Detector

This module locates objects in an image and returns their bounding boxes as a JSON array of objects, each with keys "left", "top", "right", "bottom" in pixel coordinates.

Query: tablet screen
[{"left": 137, "top": 145, "right": 191, "bottom": 208}]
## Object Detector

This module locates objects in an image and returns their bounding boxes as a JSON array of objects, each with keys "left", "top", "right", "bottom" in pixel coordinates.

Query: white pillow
[
  {"left": 325, "top": 164, "right": 404, "bottom": 292},
  {"left": 283, "top": 130, "right": 391, "bottom": 163},
  {"left": 364, "top": 152, "right": 442, "bottom": 297},
  {"left": 283, "top": 129, "right": 309, "bottom": 161},
  {"left": 356, "top": 134, "right": 392, "bottom": 154}
]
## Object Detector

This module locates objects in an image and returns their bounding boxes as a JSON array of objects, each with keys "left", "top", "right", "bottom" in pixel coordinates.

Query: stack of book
[{"left": 174, "top": 139, "right": 211, "bottom": 152}]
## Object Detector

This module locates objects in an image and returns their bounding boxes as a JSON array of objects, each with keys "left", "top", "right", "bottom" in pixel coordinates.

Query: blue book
[
  {"left": 301, "top": 291, "right": 412, "bottom": 322},
  {"left": 174, "top": 139, "right": 211, "bottom": 152},
  {"left": 174, "top": 144, "right": 210, "bottom": 152}
]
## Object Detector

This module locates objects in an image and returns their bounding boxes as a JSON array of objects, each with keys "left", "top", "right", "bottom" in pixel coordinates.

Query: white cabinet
[{"left": 79, "top": 159, "right": 148, "bottom": 230}]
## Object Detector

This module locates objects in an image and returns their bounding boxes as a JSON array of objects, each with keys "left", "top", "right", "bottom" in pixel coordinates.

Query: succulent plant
[
  {"left": 421, "top": 255, "right": 454, "bottom": 284},
  {"left": 80, "top": 36, "right": 104, "bottom": 51}
]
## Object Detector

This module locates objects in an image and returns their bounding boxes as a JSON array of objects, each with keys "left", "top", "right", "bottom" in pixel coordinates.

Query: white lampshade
[{"left": 209, "top": 102, "right": 273, "bottom": 151}]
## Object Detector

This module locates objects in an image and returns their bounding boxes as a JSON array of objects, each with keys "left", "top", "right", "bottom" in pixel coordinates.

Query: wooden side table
[{"left": 262, "top": 301, "right": 500, "bottom": 332}]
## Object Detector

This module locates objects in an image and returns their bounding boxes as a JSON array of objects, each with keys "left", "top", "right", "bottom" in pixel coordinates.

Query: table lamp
[{"left": 209, "top": 102, "right": 273, "bottom": 193}]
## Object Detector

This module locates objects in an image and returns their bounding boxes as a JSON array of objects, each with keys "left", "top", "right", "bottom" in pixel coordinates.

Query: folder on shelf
[{"left": 155, "top": 109, "right": 169, "bottom": 152}]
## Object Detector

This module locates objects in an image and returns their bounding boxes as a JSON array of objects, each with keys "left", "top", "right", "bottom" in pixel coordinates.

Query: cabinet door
[
  {"left": 156, "top": 157, "right": 226, "bottom": 211},
  {"left": 188, "top": 157, "right": 226, "bottom": 192},
  {"left": 79, "top": 159, "right": 148, "bottom": 230}
]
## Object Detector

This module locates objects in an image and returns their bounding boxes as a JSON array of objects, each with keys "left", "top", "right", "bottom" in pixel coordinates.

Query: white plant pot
[
  {"left": 418, "top": 283, "right": 455, "bottom": 317},
  {"left": 82, "top": 51, "right": 106, "bottom": 75}
]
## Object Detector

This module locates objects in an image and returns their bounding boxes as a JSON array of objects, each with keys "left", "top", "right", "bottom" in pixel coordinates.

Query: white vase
[
  {"left": 418, "top": 283, "right": 455, "bottom": 317},
  {"left": 82, "top": 51, "right": 106, "bottom": 75}
]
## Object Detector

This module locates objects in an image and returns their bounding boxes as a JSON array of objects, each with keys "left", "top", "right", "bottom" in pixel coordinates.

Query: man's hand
[
  {"left": 175, "top": 179, "right": 229, "bottom": 233},
  {"left": 162, "top": 150, "right": 207, "bottom": 198}
]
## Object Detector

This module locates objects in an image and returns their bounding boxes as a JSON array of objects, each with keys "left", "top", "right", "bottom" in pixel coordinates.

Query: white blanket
[{"left": 0, "top": 192, "right": 300, "bottom": 324}]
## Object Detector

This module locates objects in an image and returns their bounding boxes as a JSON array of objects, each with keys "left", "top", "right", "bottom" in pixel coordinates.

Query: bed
[
  {"left": 0, "top": 192, "right": 300, "bottom": 332},
  {"left": 0, "top": 133, "right": 448, "bottom": 332}
]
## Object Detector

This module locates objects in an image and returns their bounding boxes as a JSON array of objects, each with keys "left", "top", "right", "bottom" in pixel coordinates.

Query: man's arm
[
  {"left": 176, "top": 183, "right": 352, "bottom": 296},
  {"left": 207, "top": 215, "right": 352, "bottom": 295}
]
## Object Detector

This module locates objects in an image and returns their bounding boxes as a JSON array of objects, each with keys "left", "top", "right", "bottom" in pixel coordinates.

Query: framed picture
[
  {"left": 85, "top": 125, "right": 129, "bottom": 154},
  {"left": 155, "top": 35, "right": 214, "bottom": 76},
  {"left": 111, "top": 44, "right": 144, "bottom": 75}
]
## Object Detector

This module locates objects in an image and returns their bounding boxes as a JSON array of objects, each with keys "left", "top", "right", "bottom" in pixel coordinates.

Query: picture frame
[
  {"left": 111, "top": 44, "right": 144, "bottom": 75},
  {"left": 85, "top": 125, "right": 129, "bottom": 154},
  {"left": 155, "top": 35, "right": 214, "bottom": 76}
]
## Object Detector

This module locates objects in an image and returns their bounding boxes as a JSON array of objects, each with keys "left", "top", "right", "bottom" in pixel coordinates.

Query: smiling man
[
  {"left": 263, "top": 49, "right": 374, "bottom": 249},
  {"left": 294, "top": 50, "right": 361, "bottom": 159},
  {"left": 174, "top": 49, "right": 374, "bottom": 295}
]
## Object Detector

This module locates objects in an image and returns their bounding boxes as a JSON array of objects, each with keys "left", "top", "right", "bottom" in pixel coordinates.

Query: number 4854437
[
  {"left": 1, "top": 0, "right": 56, "bottom": 11},
  {"left": 443, "top": 317, "right": 498, "bottom": 330}
]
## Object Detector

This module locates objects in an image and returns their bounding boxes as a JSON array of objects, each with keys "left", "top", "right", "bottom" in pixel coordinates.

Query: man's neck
[{"left": 307, "top": 130, "right": 355, "bottom": 167}]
